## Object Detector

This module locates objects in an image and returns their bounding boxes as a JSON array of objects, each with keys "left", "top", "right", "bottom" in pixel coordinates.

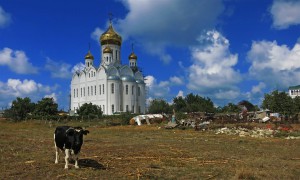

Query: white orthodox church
[{"left": 70, "top": 22, "right": 146, "bottom": 115}]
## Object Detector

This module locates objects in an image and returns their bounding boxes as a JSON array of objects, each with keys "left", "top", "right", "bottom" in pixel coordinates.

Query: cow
[{"left": 54, "top": 126, "right": 89, "bottom": 169}]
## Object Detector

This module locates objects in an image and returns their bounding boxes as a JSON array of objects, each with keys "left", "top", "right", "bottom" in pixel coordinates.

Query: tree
[
  {"left": 184, "top": 93, "right": 215, "bottom": 113},
  {"left": 221, "top": 103, "right": 240, "bottom": 113},
  {"left": 148, "top": 99, "right": 171, "bottom": 114},
  {"left": 293, "top": 96, "right": 300, "bottom": 114},
  {"left": 34, "top": 97, "right": 58, "bottom": 116},
  {"left": 238, "top": 100, "right": 256, "bottom": 112},
  {"left": 4, "top": 97, "right": 35, "bottom": 121},
  {"left": 261, "top": 90, "right": 293, "bottom": 115},
  {"left": 77, "top": 103, "right": 102, "bottom": 117},
  {"left": 173, "top": 96, "right": 187, "bottom": 112}
]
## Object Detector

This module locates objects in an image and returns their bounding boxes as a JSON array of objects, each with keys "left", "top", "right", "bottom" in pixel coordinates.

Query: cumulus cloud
[
  {"left": 251, "top": 82, "right": 266, "bottom": 94},
  {"left": 187, "top": 30, "right": 241, "bottom": 99},
  {"left": 0, "top": 6, "right": 11, "bottom": 28},
  {"left": 0, "top": 79, "right": 55, "bottom": 107},
  {"left": 71, "top": 63, "right": 85, "bottom": 74},
  {"left": 0, "top": 47, "right": 38, "bottom": 74},
  {"left": 45, "top": 58, "right": 72, "bottom": 79},
  {"left": 91, "top": 27, "right": 105, "bottom": 42},
  {"left": 145, "top": 75, "right": 170, "bottom": 98},
  {"left": 170, "top": 76, "right": 184, "bottom": 85},
  {"left": 247, "top": 40, "right": 300, "bottom": 89},
  {"left": 44, "top": 93, "right": 57, "bottom": 102},
  {"left": 111, "top": 0, "right": 225, "bottom": 63},
  {"left": 176, "top": 90, "right": 184, "bottom": 97},
  {"left": 270, "top": 0, "right": 300, "bottom": 29}
]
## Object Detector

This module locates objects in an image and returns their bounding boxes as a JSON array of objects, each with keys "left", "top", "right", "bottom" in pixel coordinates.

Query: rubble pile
[{"left": 215, "top": 127, "right": 275, "bottom": 138}]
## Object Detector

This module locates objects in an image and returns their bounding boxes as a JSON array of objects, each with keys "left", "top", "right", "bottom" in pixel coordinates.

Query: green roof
[{"left": 289, "top": 85, "right": 300, "bottom": 90}]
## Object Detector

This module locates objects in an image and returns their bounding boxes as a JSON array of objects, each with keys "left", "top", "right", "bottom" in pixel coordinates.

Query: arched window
[{"left": 126, "top": 85, "right": 128, "bottom": 95}]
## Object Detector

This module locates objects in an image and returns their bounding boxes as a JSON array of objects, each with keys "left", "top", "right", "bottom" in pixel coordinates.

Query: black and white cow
[{"left": 54, "top": 126, "right": 89, "bottom": 169}]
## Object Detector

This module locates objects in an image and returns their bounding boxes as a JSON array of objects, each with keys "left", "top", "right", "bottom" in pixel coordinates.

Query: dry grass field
[{"left": 1, "top": 119, "right": 300, "bottom": 179}]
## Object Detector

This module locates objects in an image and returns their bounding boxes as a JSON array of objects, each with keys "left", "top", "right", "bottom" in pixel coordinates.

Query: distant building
[
  {"left": 70, "top": 21, "right": 146, "bottom": 115},
  {"left": 288, "top": 85, "right": 300, "bottom": 98}
]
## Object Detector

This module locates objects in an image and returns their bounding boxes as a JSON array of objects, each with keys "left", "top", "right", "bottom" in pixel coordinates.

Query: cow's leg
[
  {"left": 54, "top": 134, "right": 59, "bottom": 164},
  {"left": 74, "top": 153, "right": 80, "bottom": 168},
  {"left": 64, "top": 149, "right": 70, "bottom": 169}
]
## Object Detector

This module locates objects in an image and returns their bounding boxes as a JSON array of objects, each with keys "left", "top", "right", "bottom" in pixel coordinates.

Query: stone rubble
[{"left": 215, "top": 127, "right": 275, "bottom": 138}]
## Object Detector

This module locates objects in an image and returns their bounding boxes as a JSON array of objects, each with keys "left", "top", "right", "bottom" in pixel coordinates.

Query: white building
[
  {"left": 70, "top": 22, "right": 146, "bottom": 115},
  {"left": 288, "top": 85, "right": 300, "bottom": 98}
]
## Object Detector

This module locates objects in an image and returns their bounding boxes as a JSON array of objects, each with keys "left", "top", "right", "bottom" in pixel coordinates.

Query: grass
[{"left": 0, "top": 119, "right": 300, "bottom": 179}]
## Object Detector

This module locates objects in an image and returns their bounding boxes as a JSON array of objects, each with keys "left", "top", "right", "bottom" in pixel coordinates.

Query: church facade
[{"left": 70, "top": 22, "right": 146, "bottom": 115}]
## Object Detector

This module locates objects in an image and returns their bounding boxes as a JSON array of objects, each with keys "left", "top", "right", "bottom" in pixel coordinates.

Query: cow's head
[{"left": 66, "top": 127, "right": 89, "bottom": 147}]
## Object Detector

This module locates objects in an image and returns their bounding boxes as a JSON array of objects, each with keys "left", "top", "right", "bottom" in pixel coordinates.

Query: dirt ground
[{"left": 1, "top": 120, "right": 300, "bottom": 179}]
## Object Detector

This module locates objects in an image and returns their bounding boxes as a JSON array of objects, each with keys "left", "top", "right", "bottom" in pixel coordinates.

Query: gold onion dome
[
  {"left": 128, "top": 52, "right": 137, "bottom": 60},
  {"left": 100, "top": 23, "right": 122, "bottom": 46},
  {"left": 103, "top": 46, "right": 112, "bottom": 53},
  {"left": 85, "top": 50, "right": 94, "bottom": 60}
]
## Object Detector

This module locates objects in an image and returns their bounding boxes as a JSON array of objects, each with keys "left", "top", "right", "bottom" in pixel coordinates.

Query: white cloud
[
  {"left": 251, "top": 82, "right": 266, "bottom": 94},
  {"left": 247, "top": 40, "right": 300, "bottom": 89},
  {"left": 270, "top": 0, "right": 300, "bottom": 29},
  {"left": 176, "top": 90, "right": 184, "bottom": 97},
  {"left": 0, "top": 6, "right": 11, "bottom": 28},
  {"left": 0, "top": 78, "right": 55, "bottom": 107},
  {"left": 145, "top": 75, "right": 170, "bottom": 98},
  {"left": 215, "top": 89, "right": 240, "bottom": 100},
  {"left": 71, "top": 63, "right": 85, "bottom": 74},
  {"left": 114, "top": 0, "right": 225, "bottom": 63},
  {"left": 91, "top": 27, "right": 105, "bottom": 42},
  {"left": 0, "top": 47, "right": 38, "bottom": 74},
  {"left": 170, "top": 76, "right": 184, "bottom": 85},
  {"left": 45, "top": 58, "right": 72, "bottom": 79},
  {"left": 45, "top": 93, "right": 57, "bottom": 102},
  {"left": 187, "top": 30, "right": 241, "bottom": 94}
]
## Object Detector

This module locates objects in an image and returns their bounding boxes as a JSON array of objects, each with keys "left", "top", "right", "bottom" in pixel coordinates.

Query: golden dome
[
  {"left": 128, "top": 52, "right": 137, "bottom": 60},
  {"left": 103, "top": 46, "right": 112, "bottom": 54},
  {"left": 100, "top": 23, "right": 122, "bottom": 46},
  {"left": 85, "top": 50, "right": 94, "bottom": 60}
]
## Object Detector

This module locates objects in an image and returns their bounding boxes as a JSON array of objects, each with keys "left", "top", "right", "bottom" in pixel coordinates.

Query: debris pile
[{"left": 215, "top": 127, "right": 275, "bottom": 138}]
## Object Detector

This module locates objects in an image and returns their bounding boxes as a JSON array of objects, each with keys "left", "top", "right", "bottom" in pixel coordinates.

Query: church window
[
  {"left": 103, "top": 105, "right": 105, "bottom": 113},
  {"left": 89, "top": 73, "right": 90, "bottom": 78},
  {"left": 88, "top": 62, "right": 89, "bottom": 67},
  {"left": 91, "top": 86, "right": 93, "bottom": 95},
  {"left": 126, "top": 85, "right": 128, "bottom": 95},
  {"left": 94, "top": 72, "right": 96, "bottom": 76},
  {"left": 132, "top": 85, "right": 134, "bottom": 95},
  {"left": 84, "top": 87, "right": 85, "bottom": 96},
  {"left": 103, "top": 84, "right": 104, "bottom": 94},
  {"left": 76, "top": 88, "right": 78, "bottom": 97},
  {"left": 111, "top": 83, "right": 114, "bottom": 94},
  {"left": 73, "top": 89, "right": 75, "bottom": 98},
  {"left": 138, "top": 87, "right": 141, "bottom": 96},
  {"left": 126, "top": 105, "right": 129, "bottom": 112},
  {"left": 88, "top": 87, "right": 89, "bottom": 96},
  {"left": 106, "top": 57, "right": 108, "bottom": 62},
  {"left": 115, "top": 50, "right": 117, "bottom": 60},
  {"left": 99, "top": 85, "right": 101, "bottom": 95},
  {"left": 112, "top": 104, "right": 115, "bottom": 113},
  {"left": 81, "top": 88, "right": 82, "bottom": 97},
  {"left": 95, "top": 85, "right": 96, "bottom": 95}
]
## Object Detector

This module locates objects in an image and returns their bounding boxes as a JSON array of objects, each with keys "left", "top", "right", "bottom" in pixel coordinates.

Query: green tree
[
  {"left": 261, "top": 90, "right": 293, "bottom": 115},
  {"left": 148, "top": 99, "right": 171, "bottom": 114},
  {"left": 293, "top": 96, "right": 300, "bottom": 114},
  {"left": 184, "top": 93, "right": 215, "bottom": 113},
  {"left": 77, "top": 103, "right": 102, "bottom": 117},
  {"left": 221, "top": 103, "right": 240, "bottom": 113},
  {"left": 173, "top": 96, "right": 187, "bottom": 112},
  {"left": 4, "top": 97, "right": 35, "bottom": 121},
  {"left": 34, "top": 97, "right": 58, "bottom": 116},
  {"left": 238, "top": 100, "right": 256, "bottom": 112}
]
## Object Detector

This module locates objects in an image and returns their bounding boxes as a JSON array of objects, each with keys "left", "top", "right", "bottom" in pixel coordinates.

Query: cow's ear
[
  {"left": 82, "top": 130, "right": 89, "bottom": 135},
  {"left": 66, "top": 128, "right": 75, "bottom": 136}
]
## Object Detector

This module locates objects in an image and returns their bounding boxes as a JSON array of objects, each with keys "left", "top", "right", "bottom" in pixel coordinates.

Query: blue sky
[{"left": 1, "top": 0, "right": 300, "bottom": 110}]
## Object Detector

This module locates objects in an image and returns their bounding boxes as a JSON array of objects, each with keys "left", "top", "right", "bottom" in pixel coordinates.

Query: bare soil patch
[{"left": 1, "top": 120, "right": 300, "bottom": 179}]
